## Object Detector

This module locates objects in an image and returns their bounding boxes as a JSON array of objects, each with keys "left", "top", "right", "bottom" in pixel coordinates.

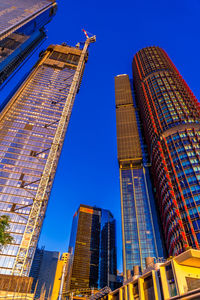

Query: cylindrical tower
[{"left": 132, "top": 46, "right": 200, "bottom": 256}]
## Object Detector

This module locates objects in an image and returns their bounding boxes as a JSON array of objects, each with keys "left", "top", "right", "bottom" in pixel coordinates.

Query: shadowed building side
[{"left": 30, "top": 248, "right": 59, "bottom": 299}]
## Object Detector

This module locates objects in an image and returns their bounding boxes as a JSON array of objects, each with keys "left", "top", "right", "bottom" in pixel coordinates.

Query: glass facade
[
  {"left": 0, "top": 44, "right": 86, "bottom": 275},
  {"left": 120, "top": 168, "right": 159, "bottom": 272},
  {"left": 30, "top": 248, "right": 59, "bottom": 299},
  {"left": 115, "top": 75, "right": 164, "bottom": 278},
  {"left": 0, "top": 0, "right": 55, "bottom": 39},
  {"left": 0, "top": 0, "right": 57, "bottom": 85},
  {"left": 68, "top": 205, "right": 117, "bottom": 291},
  {"left": 99, "top": 209, "right": 117, "bottom": 289},
  {"left": 132, "top": 46, "right": 200, "bottom": 255}
]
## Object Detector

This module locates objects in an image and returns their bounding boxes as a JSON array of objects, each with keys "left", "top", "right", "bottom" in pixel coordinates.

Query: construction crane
[{"left": 11, "top": 30, "right": 96, "bottom": 276}]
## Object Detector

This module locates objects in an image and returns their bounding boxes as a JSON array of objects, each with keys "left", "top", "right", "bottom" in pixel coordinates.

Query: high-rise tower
[
  {"left": 29, "top": 248, "right": 60, "bottom": 299},
  {"left": 115, "top": 75, "right": 164, "bottom": 278},
  {"left": 132, "top": 46, "right": 200, "bottom": 256},
  {"left": 67, "top": 204, "right": 117, "bottom": 291},
  {"left": 0, "top": 0, "right": 57, "bottom": 85},
  {"left": 0, "top": 34, "right": 96, "bottom": 276}
]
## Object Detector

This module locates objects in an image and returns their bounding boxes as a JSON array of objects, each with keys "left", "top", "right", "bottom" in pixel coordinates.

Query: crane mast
[{"left": 11, "top": 32, "right": 96, "bottom": 276}]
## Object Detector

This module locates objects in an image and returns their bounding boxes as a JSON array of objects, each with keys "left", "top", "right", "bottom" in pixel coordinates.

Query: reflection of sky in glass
[
  {"left": 0, "top": 61, "right": 75, "bottom": 274},
  {"left": 0, "top": 0, "right": 51, "bottom": 35},
  {"left": 98, "top": 209, "right": 117, "bottom": 289},
  {"left": 68, "top": 206, "right": 117, "bottom": 290},
  {"left": 121, "top": 167, "right": 159, "bottom": 272},
  {"left": 0, "top": 7, "right": 54, "bottom": 84}
]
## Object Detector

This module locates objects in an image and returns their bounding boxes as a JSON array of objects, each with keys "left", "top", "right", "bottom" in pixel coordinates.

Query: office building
[
  {"left": 0, "top": 34, "right": 95, "bottom": 276},
  {"left": 132, "top": 46, "right": 200, "bottom": 256},
  {"left": 68, "top": 205, "right": 117, "bottom": 291},
  {"left": 0, "top": 0, "right": 57, "bottom": 86},
  {"left": 115, "top": 74, "right": 165, "bottom": 278},
  {"left": 30, "top": 248, "right": 59, "bottom": 299}
]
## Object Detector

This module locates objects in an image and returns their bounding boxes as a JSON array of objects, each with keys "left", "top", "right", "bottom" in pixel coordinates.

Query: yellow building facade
[{"left": 95, "top": 249, "right": 200, "bottom": 300}]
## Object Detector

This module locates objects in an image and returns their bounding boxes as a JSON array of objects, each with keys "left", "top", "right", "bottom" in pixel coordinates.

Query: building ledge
[{"left": 174, "top": 249, "right": 200, "bottom": 267}]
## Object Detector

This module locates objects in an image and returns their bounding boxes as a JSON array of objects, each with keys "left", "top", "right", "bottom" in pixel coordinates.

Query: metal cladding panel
[
  {"left": 115, "top": 75, "right": 134, "bottom": 106},
  {"left": 116, "top": 105, "right": 142, "bottom": 162}
]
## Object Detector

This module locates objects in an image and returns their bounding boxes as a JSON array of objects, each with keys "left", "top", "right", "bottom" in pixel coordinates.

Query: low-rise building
[{"left": 93, "top": 249, "right": 200, "bottom": 300}]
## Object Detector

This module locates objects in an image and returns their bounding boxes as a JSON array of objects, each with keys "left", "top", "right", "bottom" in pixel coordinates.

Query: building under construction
[{"left": 0, "top": 33, "right": 96, "bottom": 277}]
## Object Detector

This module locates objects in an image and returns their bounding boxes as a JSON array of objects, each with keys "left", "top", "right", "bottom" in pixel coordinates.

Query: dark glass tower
[
  {"left": 30, "top": 248, "right": 60, "bottom": 299},
  {"left": 132, "top": 46, "right": 200, "bottom": 256},
  {"left": 68, "top": 205, "right": 117, "bottom": 291},
  {"left": 0, "top": 0, "right": 57, "bottom": 85},
  {"left": 0, "top": 36, "right": 95, "bottom": 276},
  {"left": 115, "top": 75, "right": 165, "bottom": 278}
]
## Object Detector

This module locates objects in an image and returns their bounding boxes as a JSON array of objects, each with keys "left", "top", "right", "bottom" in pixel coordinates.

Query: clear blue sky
[{"left": 1, "top": 0, "right": 200, "bottom": 272}]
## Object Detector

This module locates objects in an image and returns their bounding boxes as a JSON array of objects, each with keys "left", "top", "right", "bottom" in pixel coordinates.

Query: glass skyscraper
[
  {"left": 115, "top": 74, "right": 164, "bottom": 278},
  {"left": 0, "top": 0, "right": 57, "bottom": 85},
  {"left": 30, "top": 248, "right": 60, "bottom": 299},
  {"left": 68, "top": 204, "right": 117, "bottom": 291},
  {"left": 132, "top": 46, "right": 200, "bottom": 256},
  {"left": 0, "top": 39, "right": 94, "bottom": 276}
]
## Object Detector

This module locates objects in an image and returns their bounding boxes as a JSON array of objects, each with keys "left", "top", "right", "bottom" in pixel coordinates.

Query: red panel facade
[{"left": 132, "top": 47, "right": 200, "bottom": 255}]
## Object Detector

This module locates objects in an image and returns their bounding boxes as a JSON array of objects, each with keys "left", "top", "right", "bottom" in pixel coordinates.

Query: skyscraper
[
  {"left": 68, "top": 204, "right": 117, "bottom": 291},
  {"left": 115, "top": 75, "right": 165, "bottom": 278},
  {"left": 30, "top": 248, "right": 60, "bottom": 299},
  {"left": 0, "top": 34, "right": 96, "bottom": 276},
  {"left": 132, "top": 46, "right": 200, "bottom": 256},
  {"left": 31, "top": 250, "right": 70, "bottom": 299},
  {"left": 0, "top": 0, "right": 57, "bottom": 85}
]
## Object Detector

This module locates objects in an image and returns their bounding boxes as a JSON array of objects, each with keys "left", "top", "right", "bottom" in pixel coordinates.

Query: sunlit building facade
[
  {"left": 115, "top": 75, "right": 165, "bottom": 278},
  {"left": 60, "top": 252, "right": 71, "bottom": 295},
  {"left": 132, "top": 46, "right": 200, "bottom": 256},
  {"left": 68, "top": 205, "right": 117, "bottom": 291},
  {"left": 0, "top": 0, "right": 57, "bottom": 85},
  {"left": 93, "top": 249, "right": 200, "bottom": 300},
  {"left": 0, "top": 42, "right": 90, "bottom": 276}
]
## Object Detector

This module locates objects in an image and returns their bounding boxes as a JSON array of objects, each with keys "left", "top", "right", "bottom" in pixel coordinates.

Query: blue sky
[{"left": 1, "top": 0, "right": 200, "bottom": 272}]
